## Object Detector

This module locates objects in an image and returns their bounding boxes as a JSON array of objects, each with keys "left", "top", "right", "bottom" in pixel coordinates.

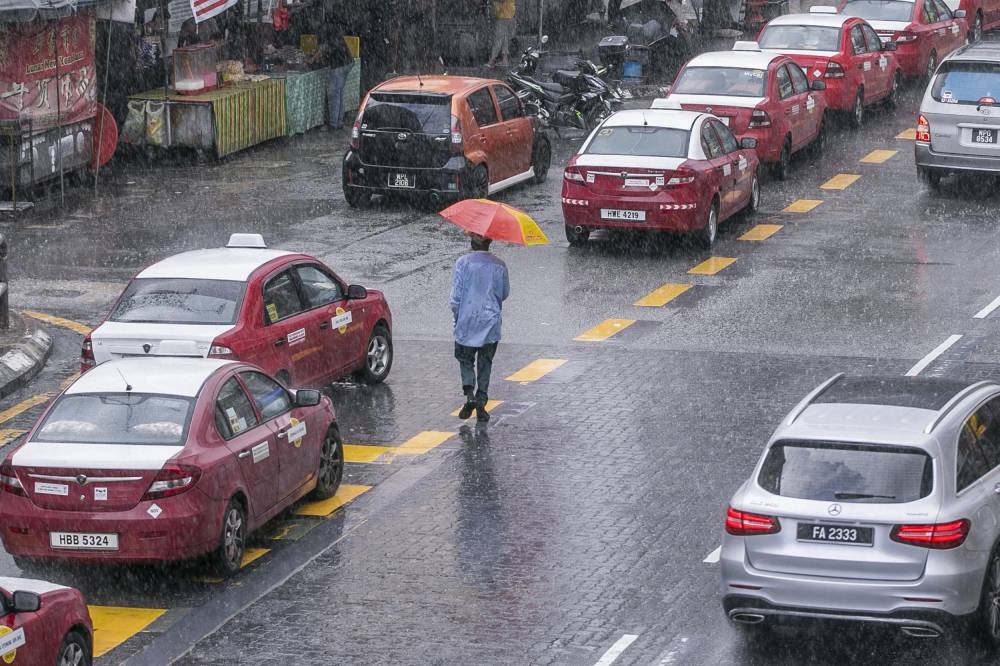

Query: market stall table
[{"left": 271, "top": 68, "right": 328, "bottom": 136}]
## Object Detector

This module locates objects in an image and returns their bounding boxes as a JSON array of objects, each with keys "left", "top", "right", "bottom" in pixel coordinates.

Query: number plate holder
[
  {"left": 388, "top": 172, "right": 415, "bottom": 189},
  {"left": 973, "top": 128, "right": 998, "bottom": 144},
  {"left": 600, "top": 209, "right": 646, "bottom": 221},
  {"left": 49, "top": 531, "right": 119, "bottom": 550},
  {"left": 796, "top": 523, "right": 874, "bottom": 546}
]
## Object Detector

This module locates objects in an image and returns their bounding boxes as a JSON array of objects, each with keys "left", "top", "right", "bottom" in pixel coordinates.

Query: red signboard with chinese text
[{"left": 0, "top": 10, "right": 97, "bottom": 129}]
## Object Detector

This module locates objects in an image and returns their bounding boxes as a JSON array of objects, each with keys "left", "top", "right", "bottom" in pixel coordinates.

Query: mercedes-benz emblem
[
  {"left": 76, "top": 474, "right": 88, "bottom": 486},
  {"left": 142, "top": 343, "right": 152, "bottom": 354},
  {"left": 827, "top": 503, "right": 842, "bottom": 516}
]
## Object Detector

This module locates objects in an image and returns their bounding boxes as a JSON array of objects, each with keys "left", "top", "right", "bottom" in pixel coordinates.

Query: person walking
[
  {"left": 486, "top": 0, "right": 516, "bottom": 68},
  {"left": 450, "top": 233, "right": 510, "bottom": 423},
  {"left": 313, "top": 2, "right": 354, "bottom": 130}
]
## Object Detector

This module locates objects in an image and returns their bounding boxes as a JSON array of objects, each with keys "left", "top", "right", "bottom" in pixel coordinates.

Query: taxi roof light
[
  {"left": 226, "top": 233, "right": 267, "bottom": 249},
  {"left": 732, "top": 41, "right": 761, "bottom": 51},
  {"left": 809, "top": 5, "right": 839, "bottom": 13},
  {"left": 650, "top": 97, "right": 683, "bottom": 110}
]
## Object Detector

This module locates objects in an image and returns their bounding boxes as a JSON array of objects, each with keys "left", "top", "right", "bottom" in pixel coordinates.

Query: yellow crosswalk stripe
[
  {"left": 820, "top": 174, "right": 860, "bottom": 190},
  {"left": 634, "top": 283, "right": 691, "bottom": 307},
  {"left": 688, "top": 257, "right": 736, "bottom": 275},
  {"left": 739, "top": 224, "right": 783, "bottom": 241},
  {"left": 896, "top": 128, "right": 917, "bottom": 140},
  {"left": 22, "top": 310, "right": 91, "bottom": 335},
  {"left": 89, "top": 606, "right": 166, "bottom": 657},
  {"left": 574, "top": 319, "right": 636, "bottom": 341},
  {"left": 506, "top": 359, "right": 567, "bottom": 382},
  {"left": 344, "top": 444, "right": 394, "bottom": 464},
  {"left": 783, "top": 199, "right": 822, "bottom": 213},
  {"left": 395, "top": 431, "right": 456, "bottom": 454},
  {"left": 294, "top": 484, "right": 371, "bottom": 517},
  {"left": 860, "top": 149, "right": 898, "bottom": 164}
]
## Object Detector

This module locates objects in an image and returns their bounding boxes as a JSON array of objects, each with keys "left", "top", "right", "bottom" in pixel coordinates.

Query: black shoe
[
  {"left": 476, "top": 405, "right": 490, "bottom": 422},
  {"left": 458, "top": 401, "right": 475, "bottom": 420}
]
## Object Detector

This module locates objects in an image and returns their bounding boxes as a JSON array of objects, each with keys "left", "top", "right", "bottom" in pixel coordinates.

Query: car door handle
[
  {"left": 319, "top": 321, "right": 330, "bottom": 329},
  {"left": 273, "top": 338, "right": 285, "bottom": 347},
  {"left": 994, "top": 481, "right": 1000, "bottom": 495},
  {"left": 238, "top": 450, "right": 252, "bottom": 459},
  {"left": 479, "top": 136, "right": 488, "bottom": 143},
  {"left": 276, "top": 428, "right": 290, "bottom": 439}
]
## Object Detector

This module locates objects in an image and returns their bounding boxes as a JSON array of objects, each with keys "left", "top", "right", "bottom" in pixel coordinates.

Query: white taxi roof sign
[
  {"left": 732, "top": 41, "right": 761, "bottom": 51},
  {"left": 650, "top": 97, "right": 683, "bottom": 110},
  {"left": 809, "top": 5, "right": 839, "bottom": 13},
  {"left": 226, "top": 233, "right": 267, "bottom": 248}
]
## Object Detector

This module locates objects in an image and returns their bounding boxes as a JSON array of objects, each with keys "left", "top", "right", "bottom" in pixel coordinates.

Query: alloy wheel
[
  {"left": 222, "top": 505, "right": 245, "bottom": 569},
  {"left": 58, "top": 642, "right": 85, "bottom": 666},
  {"left": 319, "top": 431, "right": 343, "bottom": 493},
  {"left": 926, "top": 51, "right": 937, "bottom": 80},
  {"left": 974, "top": 14, "right": 983, "bottom": 42},
  {"left": 367, "top": 334, "right": 390, "bottom": 376},
  {"left": 988, "top": 552, "right": 1000, "bottom": 639},
  {"left": 852, "top": 90, "right": 864, "bottom": 128}
]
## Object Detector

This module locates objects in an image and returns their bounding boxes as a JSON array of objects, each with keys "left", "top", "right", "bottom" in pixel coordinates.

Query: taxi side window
[
  {"left": 776, "top": 65, "right": 794, "bottom": 100},
  {"left": 493, "top": 85, "right": 523, "bottom": 120},
  {"left": 850, "top": 25, "right": 868, "bottom": 54},
  {"left": 296, "top": 265, "right": 343, "bottom": 308},
  {"left": 930, "top": 0, "right": 952, "bottom": 20},
  {"left": 712, "top": 119, "right": 739, "bottom": 153},
  {"left": 700, "top": 122, "right": 723, "bottom": 158},
  {"left": 240, "top": 371, "right": 292, "bottom": 420},
  {"left": 861, "top": 24, "right": 884, "bottom": 53},
  {"left": 788, "top": 64, "right": 809, "bottom": 95},
  {"left": 467, "top": 88, "right": 498, "bottom": 127},
  {"left": 215, "top": 377, "right": 260, "bottom": 440},
  {"left": 922, "top": 0, "right": 939, "bottom": 23},
  {"left": 262, "top": 270, "right": 304, "bottom": 325}
]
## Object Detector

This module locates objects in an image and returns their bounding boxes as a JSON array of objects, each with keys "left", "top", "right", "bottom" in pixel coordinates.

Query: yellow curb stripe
[
  {"left": 896, "top": 128, "right": 917, "bottom": 140},
  {"left": 294, "top": 483, "right": 371, "bottom": 516},
  {"left": 22, "top": 310, "right": 91, "bottom": 335},
  {"left": 89, "top": 606, "right": 166, "bottom": 657},
  {"left": 860, "top": 149, "right": 898, "bottom": 164},
  {"left": 0, "top": 393, "right": 52, "bottom": 425},
  {"left": 783, "top": 199, "right": 822, "bottom": 213},
  {"left": 192, "top": 547, "right": 274, "bottom": 583},
  {"left": 820, "top": 174, "right": 861, "bottom": 190},
  {"left": 739, "top": 224, "right": 783, "bottom": 241},
  {"left": 634, "top": 283, "right": 691, "bottom": 307},
  {"left": 574, "top": 319, "right": 636, "bottom": 342},
  {"left": 396, "top": 431, "right": 456, "bottom": 455},
  {"left": 344, "top": 444, "right": 394, "bottom": 464},
  {"left": 688, "top": 257, "right": 736, "bottom": 275},
  {"left": 505, "top": 358, "right": 567, "bottom": 382},
  {"left": 0, "top": 428, "right": 26, "bottom": 445}
]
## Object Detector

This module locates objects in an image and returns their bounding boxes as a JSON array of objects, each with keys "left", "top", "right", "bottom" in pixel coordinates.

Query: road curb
[{"left": 0, "top": 315, "right": 52, "bottom": 401}]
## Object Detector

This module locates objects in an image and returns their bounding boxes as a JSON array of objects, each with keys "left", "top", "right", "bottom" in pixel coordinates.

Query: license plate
[
  {"left": 388, "top": 173, "right": 414, "bottom": 188},
  {"left": 974, "top": 129, "right": 998, "bottom": 144},
  {"left": 600, "top": 209, "right": 646, "bottom": 221},
  {"left": 49, "top": 531, "right": 119, "bottom": 550},
  {"left": 797, "top": 523, "right": 874, "bottom": 546}
]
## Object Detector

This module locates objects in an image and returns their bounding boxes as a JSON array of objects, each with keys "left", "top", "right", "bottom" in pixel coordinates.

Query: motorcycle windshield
[{"left": 358, "top": 93, "right": 453, "bottom": 168}]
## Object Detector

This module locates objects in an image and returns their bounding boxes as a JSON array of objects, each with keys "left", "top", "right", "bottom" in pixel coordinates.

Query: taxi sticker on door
[
  {"left": 252, "top": 441, "right": 270, "bottom": 463},
  {"left": 266, "top": 303, "right": 279, "bottom": 323},
  {"left": 805, "top": 96, "right": 816, "bottom": 112},
  {"left": 791, "top": 104, "right": 800, "bottom": 115},
  {"left": 863, "top": 60, "right": 872, "bottom": 71},
  {"left": 286, "top": 418, "right": 307, "bottom": 448},
  {"left": 722, "top": 163, "right": 732, "bottom": 176},
  {"left": 287, "top": 328, "right": 306, "bottom": 346},
  {"left": 0, "top": 626, "right": 25, "bottom": 664},
  {"left": 737, "top": 155, "right": 748, "bottom": 172},
  {"left": 878, "top": 55, "right": 887, "bottom": 71},
  {"left": 332, "top": 308, "right": 353, "bottom": 334},
  {"left": 951, "top": 23, "right": 959, "bottom": 34}
]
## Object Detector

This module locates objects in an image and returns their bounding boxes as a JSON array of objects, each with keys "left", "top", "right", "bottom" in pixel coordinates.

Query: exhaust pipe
[
  {"left": 573, "top": 226, "right": 585, "bottom": 234},
  {"left": 900, "top": 626, "right": 940, "bottom": 638},
  {"left": 730, "top": 613, "right": 765, "bottom": 625}
]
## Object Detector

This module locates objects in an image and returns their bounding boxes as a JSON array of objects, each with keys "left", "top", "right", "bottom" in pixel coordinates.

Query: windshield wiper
[{"left": 833, "top": 492, "right": 896, "bottom": 500}]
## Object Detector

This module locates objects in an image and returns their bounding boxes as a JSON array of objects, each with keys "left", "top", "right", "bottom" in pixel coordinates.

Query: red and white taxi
[
  {"left": 561, "top": 107, "right": 760, "bottom": 249},
  {"left": 758, "top": 11, "right": 902, "bottom": 126},
  {"left": 0, "top": 577, "right": 93, "bottom": 666},
  {"left": 840, "top": 0, "right": 968, "bottom": 78},
  {"left": 0, "top": 357, "right": 344, "bottom": 576},
  {"left": 945, "top": 0, "right": 1000, "bottom": 40},
  {"left": 82, "top": 233, "right": 393, "bottom": 388},
  {"left": 662, "top": 45, "right": 828, "bottom": 179}
]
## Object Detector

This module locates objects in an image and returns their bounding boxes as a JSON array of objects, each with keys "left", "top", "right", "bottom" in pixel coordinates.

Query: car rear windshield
[
  {"left": 584, "top": 126, "right": 689, "bottom": 158},
  {"left": 931, "top": 62, "right": 1000, "bottom": 104},
  {"left": 110, "top": 278, "right": 245, "bottom": 325},
  {"left": 33, "top": 393, "right": 193, "bottom": 445},
  {"left": 362, "top": 93, "right": 452, "bottom": 134},
  {"left": 673, "top": 67, "right": 767, "bottom": 97},
  {"left": 758, "top": 25, "right": 841, "bottom": 52},
  {"left": 842, "top": 0, "right": 914, "bottom": 21},
  {"left": 758, "top": 440, "right": 933, "bottom": 503}
]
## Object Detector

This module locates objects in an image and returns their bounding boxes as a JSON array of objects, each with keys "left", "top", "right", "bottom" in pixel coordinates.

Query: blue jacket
[{"left": 449, "top": 251, "right": 510, "bottom": 347}]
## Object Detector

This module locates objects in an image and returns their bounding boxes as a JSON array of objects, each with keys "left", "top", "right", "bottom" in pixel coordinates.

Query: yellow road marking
[
  {"left": 59, "top": 372, "right": 80, "bottom": 390},
  {"left": 294, "top": 484, "right": 371, "bottom": 517},
  {"left": 240, "top": 547, "right": 270, "bottom": 567},
  {"left": 89, "top": 606, "right": 166, "bottom": 657},
  {"left": 896, "top": 128, "right": 917, "bottom": 140},
  {"left": 266, "top": 523, "right": 297, "bottom": 540},
  {"left": 22, "top": 310, "right": 91, "bottom": 335},
  {"left": 506, "top": 358, "right": 567, "bottom": 382},
  {"left": 739, "top": 224, "right": 783, "bottom": 241},
  {"left": 344, "top": 444, "right": 394, "bottom": 464},
  {"left": 0, "top": 393, "right": 52, "bottom": 425},
  {"left": 634, "top": 283, "right": 691, "bottom": 308},
  {"left": 574, "top": 319, "right": 635, "bottom": 342},
  {"left": 820, "top": 174, "right": 860, "bottom": 190},
  {"left": 688, "top": 257, "right": 736, "bottom": 275},
  {"left": 0, "top": 428, "right": 25, "bottom": 445},
  {"left": 395, "top": 430, "right": 456, "bottom": 454},
  {"left": 860, "top": 149, "right": 898, "bottom": 164},
  {"left": 783, "top": 199, "right": 822, "bottom": 213}
]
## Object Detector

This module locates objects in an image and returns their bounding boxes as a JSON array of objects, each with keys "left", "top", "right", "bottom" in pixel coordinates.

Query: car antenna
[
  {"left": 417, "top": 71, "right": 424, "bottom": 87},
  {"left": 117, "top": 368, "right": 132, "bottom": 392},
  {"left": 642, "top": 111, "right": 648, "bottom": 126}
]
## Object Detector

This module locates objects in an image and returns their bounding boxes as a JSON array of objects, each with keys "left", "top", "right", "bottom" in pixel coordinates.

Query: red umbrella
[{"left": 438, "top": 199, "right": 549, "bottom": 246}]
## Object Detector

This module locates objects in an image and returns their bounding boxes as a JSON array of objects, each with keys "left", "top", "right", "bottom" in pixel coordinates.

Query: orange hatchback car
[{"left": 342, "top": 76, "right": 551, "bottom": 207}]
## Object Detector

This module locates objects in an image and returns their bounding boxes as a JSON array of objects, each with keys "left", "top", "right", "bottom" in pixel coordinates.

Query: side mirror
[
  {"left": 954, "top": 8, "right": 966, "bottom": 17},
  {"left": 294, "top": 389, "right": 322, "bottom": 407},
  {"left": 12, "top": 591, "right": 40, "bottom": 613},
  {"left": 810, "top": 79, "right": 827, "bottom": 91},
  {"left": 883, "top": 41, "right": 898, "bottom": 51},
  {"left": 347, "top": 284, "right": 367, "bottom": 299},
  {"left": 739, "top": 137, "right": 758, "bottom": 149}
]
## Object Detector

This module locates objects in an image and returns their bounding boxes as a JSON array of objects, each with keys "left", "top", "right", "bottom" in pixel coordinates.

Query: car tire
[
  {"left": 771, "top": 138, "right": 791, "bottom": 181},
  {"left": 976, "top": 544, "right": 1000, "bottom": 647},
  {"left": 925, "top": 50, "right": 938, "bottom": 81},
  {"left": 811, "top": 114, "right": 827, "bottom": 155},
  {"left": 885, "top": 71, "right": 901, "bottom": 109},
  {"left": 850, "top": 88, "right": 864, "bottom": 129},
  {"left": 584, "top": 102, "right": 612, "bottom": 132},
  {"left": 311, "top": 425, "right": 344, "bottom": 500},
  {"left": 358, "top": 325, "right": 392, "bottom": 384},
  {"left": 693, "top": 199, "right": 719, "bottom": 249},
  {"left": 343, "top": 183, "right": 372, "bottom": 209},
  {"left": 209, "top": 498, "right": 246, "bottom": 578},
  {"left": 463, "top": 164, "right": 489, "bottom": 199},
  {"left": 972, "top": 12, "right": 984, "bottom": 42},
  {"left": 742, "top": 171, "right": 760, "bottom": 217},
  {"left": 56, "top": 630, "right": 91, "bottom": 666},
  {"left": 917, "top": 166, "right": 942, "bottom": 191},
  {"left": 565, "top": 224, "right": 590, "bottom": 246},
  {"left": 531, "top": 137, "right": 551, "bottom": 184}
]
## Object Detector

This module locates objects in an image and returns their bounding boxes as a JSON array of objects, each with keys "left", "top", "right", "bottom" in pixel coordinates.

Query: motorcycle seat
[
  {"left": 553, "top": 69, "right": 583, "bottom": 87},
  {"left": 534, "top": 80, "right": 567, "bottom": 94}
]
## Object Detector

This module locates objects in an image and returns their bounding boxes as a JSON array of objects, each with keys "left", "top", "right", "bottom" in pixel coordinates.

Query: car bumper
[
  {"left": 820, "top": 79, "right": 856, "bottom": 112},
  {"left": 915, "top": 142, "right": 1000, "bottom": 174},
  {"left": 343, "top": 151, "right": 471, "bottom": 199},
  {"left": 561, "top": 197, "right": 703, "bottom": 232},
  {"left": 738, "top": 129, "right": 783, "bottom": 163},
  {"left": 894, "top": 45, "right": 923, "bottom": 77},
  {"left": 0, "top": 490, "right": 221, "bottom": 563}
]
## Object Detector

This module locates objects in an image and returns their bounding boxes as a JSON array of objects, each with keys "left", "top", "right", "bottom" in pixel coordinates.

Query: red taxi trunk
[{"left": 14, "top": 467, "right": 161, "bottom": 512}]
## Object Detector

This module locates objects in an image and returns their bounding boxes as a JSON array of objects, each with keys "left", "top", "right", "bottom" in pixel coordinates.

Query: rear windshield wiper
[{"left": 833, "top": 492, "right": 896, "bottom": 500}]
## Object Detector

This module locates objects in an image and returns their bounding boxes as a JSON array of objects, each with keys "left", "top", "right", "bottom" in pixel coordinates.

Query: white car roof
[
  {"left": 0, "top": 576, "right": 69, "bottom": 595},
  {"left": 601, "top": 108, "right": 703, "bottom": 131},
  {"left": 136, "top": 247, "right": 294, "bottom": 282},
  {"left": 685, "top": 50, "right": 782, "bottom": 71},
  {"left": 766, "top": 12, "right": 853, "bottom": 28},
  {"left": 67, "top": 357, "right": 234, "bottom": 397}
]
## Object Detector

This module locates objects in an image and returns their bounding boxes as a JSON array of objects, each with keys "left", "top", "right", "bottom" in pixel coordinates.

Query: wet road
[{"left": 1, "top": 62, "right": 1000, "bottom": 664}]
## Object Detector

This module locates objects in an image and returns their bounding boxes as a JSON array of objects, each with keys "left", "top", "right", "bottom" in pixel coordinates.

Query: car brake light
[
  {"left": 726, "top": 506, "right": 781, "bottom": 536},
  {"left": 666, "top": 169, "right": 696, "bottom": 186},
  {"left": 80, "top": 334, "right": 96, "bottom": 372},
  {"left": 0, "top": 462, "right": 25, "bottom": 497},
  {"left": 142, "top": 464, "right": 202, "bottom": 501},
  {"left": 824, "top": 61, "right": 846, "bottom": 78},
  {"left": 891, "top": 519, "right": 970, "bottom": 549},
  {"left": 208, "top": 341, "right": 237, "bottom": 360},
  {"left": 895, "top": 31, "right": 918, "bottom": 43},
  {"left": 748, "top": 109, "right": 771, "bottom": 128},
  {"left": 916, "top": 114, "right": 930, "bottom": 142},
  {"left": 564, "top": 167, "right": 585, "bottom": 182},
  {"left": 350, "top": 115, "right": 362, "bottom": 150},
  {"left": 979, "top": 96, "right": 997, "bottom": 105},
  {"left": 450, "top": 114, "right": 464, "bottom": 155}
]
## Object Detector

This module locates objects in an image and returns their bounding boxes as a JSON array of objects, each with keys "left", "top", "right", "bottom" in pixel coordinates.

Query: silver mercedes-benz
[{"left": 721, "top": 374, "right": 1000, "bottom": 644}]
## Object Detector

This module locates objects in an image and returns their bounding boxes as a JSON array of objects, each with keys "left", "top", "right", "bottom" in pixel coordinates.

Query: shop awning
[{"left": 0, "top": 0, "right": 113, "bottom": 22}]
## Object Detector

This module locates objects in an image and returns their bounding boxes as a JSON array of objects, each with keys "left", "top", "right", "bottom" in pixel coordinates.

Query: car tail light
[
  {"left": 208, "top": 340, "right": 238, "bottom": 360},
  {"left": 563, "top": 167, "right": 585, "bottom": 182},
  {"left": 725, "top": 506, "right": 781, "bottom": 536},
  {"left": 450, "top": 114, "right": 464, "bottom": 155},
  {"left": 895, "top": 31, "right": 918, "bottom": 43},
  {"left": 824, "top": 61, "right": 846, "bottom": 78},
  {"left": 665, "top": 169, "right": 696, "bottom": 186},
  {"left": 0, "top": 462, "right": 25, "bottom": 497},
  {"left": 916, "top": 114, "right": 930, "bottom": 142},
  {"left": 979, "top": 96, "right": 997, "bottom": 105},
  {"left": 142, "top": 464, "right": 202, "bottom": 501},
  {"left": 748, "top": 109, "right": 771, "bottom": 128},
  {"left": 350, "top": 114, "right": 362, "bottom": 150},
  {"left": 891, "top": 519, "right": 970, "bottom": 549},
  {"left": 80, "top": 334, "right": 96, "bottom": 372}
]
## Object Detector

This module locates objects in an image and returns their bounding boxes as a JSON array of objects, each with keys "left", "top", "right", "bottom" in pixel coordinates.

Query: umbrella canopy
[{"left": 438, "top": 199, "right": 549, "bottom": 246}]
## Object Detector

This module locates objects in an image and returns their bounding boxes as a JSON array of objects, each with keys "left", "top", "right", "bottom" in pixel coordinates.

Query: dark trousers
[{"left": 455, "top": 342, "right": 499, "bottom": 406}]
